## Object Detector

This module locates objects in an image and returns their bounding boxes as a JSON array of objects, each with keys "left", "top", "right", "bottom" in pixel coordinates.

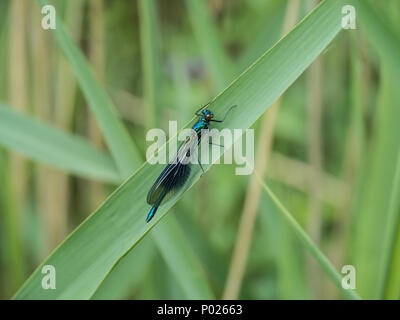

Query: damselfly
[{"left": 146, "top": 103, "right": 236, "bottom": 222}]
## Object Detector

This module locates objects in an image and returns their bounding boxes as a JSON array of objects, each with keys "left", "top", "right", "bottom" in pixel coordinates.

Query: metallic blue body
[
  {"left": 192, "top": 110, "right": 212, "bottom": 135},
  {"left": 145, "top": 106, "right": 236, "bottom": 223}
]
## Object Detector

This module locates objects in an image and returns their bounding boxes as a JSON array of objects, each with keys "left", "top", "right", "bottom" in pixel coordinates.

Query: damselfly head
[{"left": 202, "top": 109, "right": 214, "bottom": 121}]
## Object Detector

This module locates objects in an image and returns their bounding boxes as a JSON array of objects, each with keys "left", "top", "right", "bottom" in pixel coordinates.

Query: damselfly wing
[
  {"left": 145, "top": 105, "right": 236, "bottom": 222},
  {"left": 146, "top": 130, "right": 198, "bottom": 221}
]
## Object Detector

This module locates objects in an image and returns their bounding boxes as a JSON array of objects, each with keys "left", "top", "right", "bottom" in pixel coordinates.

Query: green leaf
[
  {"left": 382, "top": 150, "right": 400, "bottom": 299},
  {"left": 138, "top": 0, "right": 161, "bottom": 129},
  {"left": 37, "top": 0, "right": 142, "bottom": 177},
  {"left": 91, "top": 237, "right": 156, "bottom": 300},
  {"left": 352, "top": 64, "right": 400, "bottom": 299},
  {"left": 151, "top": 215, "right": 214, "bottom": 299},
  {"left": 0, "top": 150, "right": 26, "bottom": 294},
  {"left": 237, "top": 0, "right": 287, "bottom": 73},
  {"left": 0, "top": 104, "right": 120, "bottom": 183},
  {"left": 259, "top": 189, "right": 310, "bottom": 299},
  {"left": 14, "top": 0, "right": 345, "bottom": 299},
  {"left": 348, "top": 0, "right": 400, "bottom": 299},
  {"left": 186, "top": 0, "right": 235, "bottom": 91},
  {"left": 136, "top": 0, "right": 215, "bottom": 300},
  {"left": 256, "top": 176, "right": 361, "bottom": 300},
  {"left": 33, "top": 0, "right": 215, "bottom": 300}
]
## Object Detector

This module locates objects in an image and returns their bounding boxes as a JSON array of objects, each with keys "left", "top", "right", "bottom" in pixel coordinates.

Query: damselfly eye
[{"left": 206, "top": 113, "right": 213, "bottom": 120}]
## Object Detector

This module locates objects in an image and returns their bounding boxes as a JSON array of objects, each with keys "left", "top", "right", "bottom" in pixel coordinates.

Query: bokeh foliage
[{"left": 0, "top": 0, "right": 399, "bottom": 300}]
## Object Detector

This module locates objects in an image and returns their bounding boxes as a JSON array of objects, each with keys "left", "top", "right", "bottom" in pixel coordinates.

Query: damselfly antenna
[{"left": 210, "top": 105, "right": 237, "bottom": 123}]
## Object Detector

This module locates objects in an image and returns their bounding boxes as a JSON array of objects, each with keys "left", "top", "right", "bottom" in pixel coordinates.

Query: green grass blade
[
  {"left": 348, "top": 0, "right": 400, "bottom": 298},
  {"left": 185, "top": 0, "right": 235, "bottom": 90},
  {"left": 14, "top": 0, "right": 345, "bottom": 299},
  {"left": 237, "top": 0, "right": 287, "bottom": 72},
  {"left": 353, "top": 67, "right": 400, "bottom": 299},
  {"left": 0, "top": 150, "right": 26, "bottom": 295},
  {"left": 177, "top": 212, "right": 228, "bottom": 295},
  {"left": 37, "top": 0, "right": 142, "bottom": 177},
  {"left": 137, "top": 0, "right": 215, "bottom": 299},
  {"left": 385, "top": 218, "right": 400, "bottom": 299},
  {"left": 351, "top": 0, "right": 400, "bottom": 71},
  {"left": 382, "top": 150, "right": 400, "bottom": 298},
  {"left": 138, "top": 0, "right": 161, "bottom": 129},
  {"left": 259, "top": 192, "right": 309, "bottom": 299},
  {"left": 255, "top": 175, "right": 361, "bottom": 300},
  {"left": 91, "top": 237, "right": 156, "bottom": 299},
  {"left": 39, "top": 0, "right": 215, "bottom": 300},
  {"left": 0, "top": 104, "right": 120, "bottom": 183},
  {"left": 151, "top": 215, "right": 214, "bottom": 299}
]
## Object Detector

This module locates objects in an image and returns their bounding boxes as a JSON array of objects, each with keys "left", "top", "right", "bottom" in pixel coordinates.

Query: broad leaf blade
[
  {"left": 38, "top": 0, "right": 142, "bottom": 177},
  {"left": 14, "top": 0, "right": 345, "bottom": 299},
  {"left": 0, "top": 104, "right": 120, "bottom": 183}
]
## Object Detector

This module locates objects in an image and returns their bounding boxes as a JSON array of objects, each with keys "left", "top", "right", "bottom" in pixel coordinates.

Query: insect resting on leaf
[{"left": 145, "top": 102, "right": 236, "bottom": 222}]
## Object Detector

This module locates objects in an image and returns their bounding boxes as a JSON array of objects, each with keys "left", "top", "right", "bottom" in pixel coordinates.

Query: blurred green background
[{"left": 0, "top": 0, "right": 400, "bottom": 300}]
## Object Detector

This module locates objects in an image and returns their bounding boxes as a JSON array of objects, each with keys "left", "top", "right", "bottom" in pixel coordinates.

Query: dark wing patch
[
  {"left": 146, "top": 163, "right": 191, "bottom": 205},
  {"left": 147, "top": 130, "right": 197, "bottom": 205}
]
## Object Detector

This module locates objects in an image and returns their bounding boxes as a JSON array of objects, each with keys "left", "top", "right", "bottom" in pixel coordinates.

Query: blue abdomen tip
[{"left": 146, "top": 206, "right": 158, "bottom": 222}]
